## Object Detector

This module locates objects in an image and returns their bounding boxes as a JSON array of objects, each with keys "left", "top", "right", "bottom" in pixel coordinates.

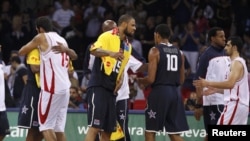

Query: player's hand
[
  {"left": 114, "top": 74, "right": 124, "bottom": 95},
  {"left": 52, "top": 42, "right": 67, "bottom": 54},
  {"left": 193, "top": 77, "right": 207, "bottom": 88},
  {"left": 203, "top": 87, "right": 217, "bottom": 96},
  {"left": 109, "top": 51, "right": 124, "bottom": 61},
  {"left": 194, "top": 108, "right": 203, "bottom": 121}
]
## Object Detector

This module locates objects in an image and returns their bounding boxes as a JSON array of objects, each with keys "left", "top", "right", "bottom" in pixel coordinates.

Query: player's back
[
  {"left": 152, "top": 43, "right": 182, "bottom": 87},
  {"left": 40, "top": 32, "right": 71, "bottom": 94}
]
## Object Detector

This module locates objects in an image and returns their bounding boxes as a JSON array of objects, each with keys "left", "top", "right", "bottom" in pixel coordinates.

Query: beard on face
[{"left": 124, "top": 27, "right": 134, "bottom": 37}]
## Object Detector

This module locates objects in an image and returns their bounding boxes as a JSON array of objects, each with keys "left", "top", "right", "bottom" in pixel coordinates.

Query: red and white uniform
[
  {"left": 38, "top": 32, "right": 71, "bottom": 132},
  {"left": 0, "top": 62, "right": 6, "bottom": 112},
  {"left": 218, "top": 57, "right": 249, "bottom": 125}
]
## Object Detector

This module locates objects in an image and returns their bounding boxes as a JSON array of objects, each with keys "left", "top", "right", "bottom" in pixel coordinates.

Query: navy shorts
[
  {"left": 0, "top": 111, "right": 10, "bottom": 135},
  {"left": 87, "top": 87, "right": 117, "bottom": 132},
  {"left": 145, "top": 85, "right": 189, "bottom": 133},
  {"left": 18, "top": 83, "right": 40, "bottom": 129},
  {"left": 203, "top": 105, "right": 224, "bottom": 134},
  {"left": 116, "top": 99, "right": 130, "bottom": 141}
]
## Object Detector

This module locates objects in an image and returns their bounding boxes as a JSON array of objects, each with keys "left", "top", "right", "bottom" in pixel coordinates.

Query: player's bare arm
[
  {"left": 52, "top": 42, "right": 78, "bottom": 60},
  {"left": 202, "top": 87, "right": 224, "bottom": 96},
  {"left": 137, "top": 47, "right": 159, "bottom": 86},
  {"left": 136, "top": 63, "right": 148, "bottom": 72},
  {"left": 194, "top": 60, "right": 243, "bottom": 89},
  {"left": 19, "top": 34, "right": 42, "bottom": 56},
  {"left": 91, "top": 48, "right": 124, "bottom": 61}
]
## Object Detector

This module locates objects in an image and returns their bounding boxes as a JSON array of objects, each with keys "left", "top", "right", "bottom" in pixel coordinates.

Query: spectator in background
[
  {"left": 180, "top": 20, "right": 201, "bottom": 74},
  {"left": 171, "top": 0, "right": 192, "bottom": 28},
  {"left": 214, "top": 0, "right": 233, "bottom": 37},
  {"left": 2, "top": 14, "right": 31, "bottom": 63},
  {"left": 69, "top": 86, "right": 83, "bottom": 109},
  {"left": 128, "top": 36, "right": 143, "bottom": 57},
  {"left": 192, "top": 6, "right": 209, "bottom": 35},
  {"left": 61, "top": 16, "right": 84, "bottom": 69},
  {"left": 139, "top": 16, "right": 155, "bottom": 61},
  {"left": 83, "top": 0, "right": 106, "bottom": 49},
  {"left": 10, "top": 56, "right": 28, "bottom": 107},
  {"left": 241, "top": 30, "right": 250, "bottom": 60},
  {"left": 52, "top": 0, "right": 75, "bottom": 34},
  {"left": 4, "top": 50, "right": 20, "bottom": 97}
]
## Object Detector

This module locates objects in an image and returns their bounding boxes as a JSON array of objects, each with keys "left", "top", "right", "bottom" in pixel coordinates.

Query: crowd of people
[{"left": 1, "top": 0, "right": 250, "bottom": 141}]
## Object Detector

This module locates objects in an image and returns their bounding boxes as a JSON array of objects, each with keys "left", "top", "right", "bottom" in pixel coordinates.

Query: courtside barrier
[{"left": 4, "top": 108, "right": 250, "bottom": 141}]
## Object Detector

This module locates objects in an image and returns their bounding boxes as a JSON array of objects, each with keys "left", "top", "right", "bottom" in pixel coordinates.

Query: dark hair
[
  {"left": 10, "top": 56, "right": 21, "bottom": 64},
  {"left": 118, "top": 14, "right": 134, "bottom": 26},
  {"left": 35, "top": 16, "right": 53, "bottom": 32},
  {"left": 70, "top": 86, "right": 78, "bottom": 92},
  {"left": 154, "top": 24, "right": 171, "bottom": 39},
  {"left": 227, "top": 36, "right": 244, "bottom": 53},
  {"left": 207, "top": 27, "right": 223, "bottom": 42}
]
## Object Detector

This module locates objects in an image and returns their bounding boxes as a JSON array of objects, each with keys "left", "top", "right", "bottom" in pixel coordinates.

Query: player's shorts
[
  {"left": 116, "top": 99, "right": 130, "bottom": 141},
  {"left": 203, "top": 104, "right": 224, "bottom": 133},
  {"left": 217, "top": 101, "right": 249, "bottom": 125},
  {"left": 38, "top": 89, "right": 69, "bottom": 132},
  {"left": 0, "top": 111, "right": 10, "bottom": 135},
  {"left": 87, "top": 86, "right": 116, "bottom": 132},
  {"left": 145, "top": 85, "right": 189, "bottom": 133},
  {"left": 18, "top": 83, "right": 40, "bottom": 129}
]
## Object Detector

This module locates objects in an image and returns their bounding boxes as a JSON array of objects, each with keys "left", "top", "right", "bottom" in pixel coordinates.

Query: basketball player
[
  {"left": 193, "top": 36, "right": 249, "bottom": 125},
  {"left": 17, "top": 48, "right": 43, "bottom": 141},
  {"left": 85, "top": 14, "right": 136, "bottom": 141},
  {"left": 137, "top": 24, "right": 188, "bottom": 141},
  {"left": 18, "top": 16, "right": 77, "bottom": 141},
  {"left": 193, "top": 27, "right": 226, "bottom": 141},
  {"left": 0, "top": 46, "right": 10, "bottom": 141}
]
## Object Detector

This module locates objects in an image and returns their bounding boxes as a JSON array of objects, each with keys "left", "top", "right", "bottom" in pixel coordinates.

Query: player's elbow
[
  {"left": 90, "top": 49, "right": 98, "bottom": 56},
  {"left": 226, "top": 83, "right": 235, "bottom": 89},
  {"left": 18, "top": 48, "right": 26, "bottom": 56},
  {"left": 147, "top": 77, "right": 155, "bottom": 84},
  {"left": 71, "top": 54, "right": 78, "bottom": 60}
]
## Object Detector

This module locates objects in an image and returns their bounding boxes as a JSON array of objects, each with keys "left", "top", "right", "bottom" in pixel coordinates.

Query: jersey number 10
[{"left": 166, "top": 54, "right": 178, "bottom": 71}]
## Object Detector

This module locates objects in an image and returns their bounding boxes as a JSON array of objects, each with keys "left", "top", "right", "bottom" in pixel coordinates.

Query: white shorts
[
  {"left": 217, "top": 101, "right": 249, "bottom": 125},
  {"left": 38, "top": 90, "right": 69, "bottom": 132}
]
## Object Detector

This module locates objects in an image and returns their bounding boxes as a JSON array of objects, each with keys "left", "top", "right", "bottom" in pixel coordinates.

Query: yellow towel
[
  {"left": 116, "top": 41, "right": 132, "bottom": 82},
  {"left": 90, "top": 30, "right": 132, "bottom": 80},
  {"left": 110, "top": 121, "right": 125, "bottom": 141},
  {"left": 26, "top": 49, "right": 41, "bottom": 87}
]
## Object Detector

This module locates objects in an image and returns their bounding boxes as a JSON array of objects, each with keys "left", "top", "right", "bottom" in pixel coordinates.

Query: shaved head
[{"left": 102, "top": 20, "right": 117, "bottom": 32}]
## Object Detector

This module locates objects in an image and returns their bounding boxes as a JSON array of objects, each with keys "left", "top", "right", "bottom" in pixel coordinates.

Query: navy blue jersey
[
  {"left": 152, "top": 43, "right": 182, "bottom": 87},
  {"left": 26, "top": 65, "right": 39, "bottom": 88},
  {"left": 194, "top": 46, "right": 225, "bottom": 80},
  {"left": 88, "top": 48, "right": 141, "bottom": 91}
]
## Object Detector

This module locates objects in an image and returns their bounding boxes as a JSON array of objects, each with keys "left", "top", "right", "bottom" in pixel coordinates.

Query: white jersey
[
  {"left": 224, "top": 57, "right": 249, "bottom": 106},
  {"left": 116, "top": 55, "right": 142, "bottom": 101},
  {"left": 0, "top": 62, "right": 6, "bottom": 111},
  {"left": 204, "top": 56, "right": 231, "bottom": 105},
  {"left": 39, "top": 32, "right": 71, "bottom": 94}
]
